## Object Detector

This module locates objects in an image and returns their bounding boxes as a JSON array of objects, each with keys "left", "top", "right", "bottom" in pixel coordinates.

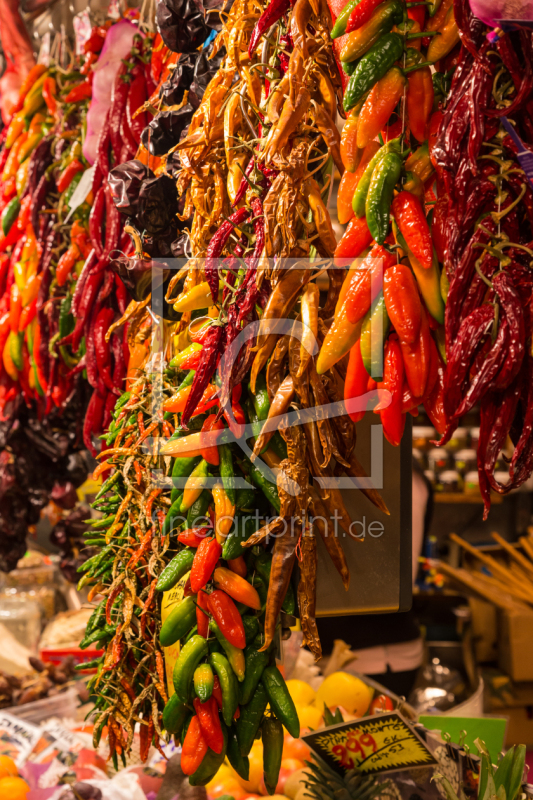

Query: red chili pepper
[
  {"left": 334, "top": 215, "right": 373, "bottom": 260},
  {"left": 18, "top": 297, "right": 37, "bottom": 331},
  {"left": 84, "top": 26, "right": 107, "bottom": 53},
  {"left": 344, "top": 339, "right": 371, "bottom": 423},
  {"left": 9, "top": 284, "right": 21, "bottom": 333},
  {"left": 212, "top": 675, "right": 223, "bottom": 710},
  {"left": 205, "top": 207, "right": 250, "bottom": 302},
  {"left": 42, "top": 77, "right": 57, "bottom": 114},
  {"left": 431, "top": 195, "right": 448, "bottom": 263},
  {"left": 181, "top": 715, "right": 208, "bottom": 775},
  {"left": 200, "top": 415, "right": 224, "bottom": 466},
  {"left": 344, "top": 245, "right": 397, "bottom": 324},
  {"left": 64, "top": 81, "right": 92, "bottom": 103},
  {"left": 424, "top": 340, "right": 447, "bottom": 434},
  {"left": 383, "top": 265, "right": 422, "bottom": 345},
  {"left": 375, "top": 336, "right": 405, "bottom": 447},
  {"left": 196, "top": 589, "right": 210, "bottom": 637},
  {"left": 248, "top": 0, "right": 290, "bottom": 56},
  {"left": 56, "top": 245, "right": 80, "bottom": 287},
  {"left": 178, "top": 527, "right": 210, "bottom": 547},
  {"left": 193, "top": 697, "right": 224, "bottom": 754},
  {"left": 346, "top": 0, "right": 383, "bottom": 32},
  {"left": 400, "top": 307, "right": 431, "bottom": 399},
  {"left": 57, "top": 158, "right": 85, "bottom": 194},
  {"left": 190, "top": 536, "right": 222, "bottom": 593},
  {"left": 206, "top": 589, "right": 246, "bottom": 649},
  {"left": 182, "top": 326, "right": 224, "bottom": 426},
  {"left": 81, "top": 51, "right": 99, "bottom": 75},
  {"left": 391, "top": 192, "right": 433, "bottom": 269}
]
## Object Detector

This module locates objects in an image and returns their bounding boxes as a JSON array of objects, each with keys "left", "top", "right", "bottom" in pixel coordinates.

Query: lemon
[
  {"left": 284, "top": 768, "right": 310, "bottom": 800},
  {"left": 296, "top": 703, "right": 323, "bottom": 729},
  {"left": 316, "top": 672, "right": 373, "bottom": 717},
  {"left": 286, "top": 679, "right": 316, "bottom": 707}
]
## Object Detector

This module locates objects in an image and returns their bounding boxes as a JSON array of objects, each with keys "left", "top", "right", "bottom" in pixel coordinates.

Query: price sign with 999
[{"left": 302, "top": 712, "right": 436, "bottom": 776}]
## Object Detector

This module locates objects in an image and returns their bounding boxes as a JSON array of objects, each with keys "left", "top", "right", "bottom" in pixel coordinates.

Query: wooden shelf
[{"left": 434, "top": 492, "right": 503, "bottom": 505}]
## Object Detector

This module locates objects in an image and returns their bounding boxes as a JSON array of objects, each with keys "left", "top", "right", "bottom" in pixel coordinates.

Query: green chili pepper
[
  {"left": 352, "top": 138, "right": 401, "bottom": 217},
  {"left": 187, "top": 489, "right": 211, "bottom": 528},
  {"left": 8, "top": 331, "right": 23, "bottom": 372},
  {"left": 344, "top": 33, "right": 404, "bottom": 111},
  {"left": 209, "top": 652, "right": 239, "bottom": 727},
  {"left": 160, "top": 595, "right": 197, "bottom": 647},
  {"left": 79, "top": 623, "right": 115, "bottom": 649},
  {"left": 219, "top": 443, "right": 236, "bottom": 505},
  {"left": 162, "top": 693, "right": 188, "bottom": 734},
  {"left": 250, "top": 372, "right": 270, "bottom": 420},
  {"left": 59, "top": 295, "right": 75, "bottom": 340},
  {"left": 331, "top": 0, "right": 363, "bottom": 38},
  {"left": 227, "top": 725, "right": 250, "bottom": 781},
  {"left": 210, "top": 621, "right": 245, "bottom": 682},
  {"left": 74, "top": 657, "right": 102, "bottom": 671},
  {"left": 94, "top": 471, "right": 120, "bottom": 500},
  {"left": 85, "top": 598, "right": 106, "bottom": 635},
  {"left": 162, "top": 496, "right": 186, "bottom": 537},
  {"left": 235, "top": 487, "right": 256, "bottom": 510},
  {"left": 222, "top": 515, "right": 257, "bottom": 561},
  {"left": 340, "top": 0, "right": 404, "bottom": 63},
  {"left": 239, "top": 645, "right": 269, "bottom": 706},
  {"left": 236, "top": 681, "right": 269, "bottom": 756},
  {"left": 262, "top": 716, "right": 284, "bottom": 795},
  {"left": 366, "top": 151, "right": 402, "bottom": 244},
  {"left": 248, "top": 463, "right": 280, "bottom": 513},
  {"left": 360, "top": 292, "right": 390, "bottom": 381},
  {"left": 156, "top": 548, "right": 195, "bottom": 592},
  {"left": 242, "top": 614, "right": 260, "bottom": 644},
  {"left": 1, "top": 197, "right": 20, "bottom": 236},
  {"left": 173, "top": 634, "right": 209, "bottom": 702},
  {"left": 261, "top": 666, "right": 300, "bottom": 739}
]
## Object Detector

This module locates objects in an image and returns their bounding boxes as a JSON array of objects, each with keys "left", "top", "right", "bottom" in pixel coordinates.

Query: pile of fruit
[{"left": 0, "top": 755, "right": 30, "bottom": 800}]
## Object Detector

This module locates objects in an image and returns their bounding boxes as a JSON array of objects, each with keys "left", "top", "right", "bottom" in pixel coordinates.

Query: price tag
[{"left": 302, "top": 711, "right": 436, "bottom": 776}]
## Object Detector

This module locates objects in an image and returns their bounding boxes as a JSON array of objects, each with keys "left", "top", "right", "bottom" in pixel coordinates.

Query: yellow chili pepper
[
  {"left": 21, "top": 272, "right": 42, "bottom": 307},
  {"left": 173, "top": 281, "right": 221, "bottom": 313},
  {"left": 298, "top": 284, "right": 319, "bottom": 378},
  {"left": 316, "top": 300, "right": 363, "bottom": 375},
  {"left": 212, "top": 483, "right": 236, "bottom": 545},
  {"left": 15, "top": 159, "right": 31, "bottom": 197},
  {"left": 18, "top": 132, "right": 43, "bottom": 164},
  {"left": 427, "top": 8, "right": 460, "bottom": 62},
  {"left": 5, "top": 111, "right": 26, "bottom": 150},
  {"left": 3, "top": 335, "right": 18, "bottom": 381},
  {"left": 180, "top": 459, "right": 210, "bottom": 512}
]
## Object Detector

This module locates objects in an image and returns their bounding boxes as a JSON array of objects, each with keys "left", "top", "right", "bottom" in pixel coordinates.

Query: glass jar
[
  {"left": 464, "top": 471, "right": 480, "bottom": 493},
  {"left": 438, "top": 470, "right": 463, "bottom": 493},
  {"left": 412, "top": 426, "right": 436, "bottom": 451},
  {"left": 428, "top": 447, "right": 450, "bottom": 475},
  {"left": 453, "top": 449, "right": 477, "bottom": 476},
  {"left": 446, "top": 427, "right": 469, "bottom": 451},
  {"left": 0, "top": 596, "right": 41, "bottom": 653}
]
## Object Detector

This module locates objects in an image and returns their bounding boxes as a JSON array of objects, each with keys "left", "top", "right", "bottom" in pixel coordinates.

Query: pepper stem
[
  {"left": 124, "top": 225, "right": 143, "bottom": 259},
  {"left": 403, "top": 60, "right": 434, "bottom": 74},
  {"left": 406, "top": 30, "right": 439, "bottom": 38}
]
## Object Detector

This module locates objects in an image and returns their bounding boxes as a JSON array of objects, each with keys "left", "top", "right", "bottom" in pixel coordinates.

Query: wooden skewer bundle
[{"left": 442, "top": 532, "right": 533, "bottom": 610}]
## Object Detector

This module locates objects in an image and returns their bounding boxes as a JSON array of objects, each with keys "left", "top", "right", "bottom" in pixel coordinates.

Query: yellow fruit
[
  {"left": 0, "top": 756, "right": 17, "bottom": 779},
  {"left": 285, "top": 679, "right": 316, "bottom": 707},
  {"left": 231, "top": 741, "right": 263, "bottom": 793},
  {"left": 267, "top": 796, "right": 291, "bottom": 800},
  {"left": 295, "top": 704, "right": 323, "bottom": 729},
  {"left": 206, "top": 763, "right": 232, "bottom": 790},
  {"left": 316, "top": 673, "right": 373, "bottom": 717},
  {"left": 0, "top": 776, "right": 30, "bottom": 800},
  {"left": 283, "top": 768, "right": 309, "bottom": 800}
]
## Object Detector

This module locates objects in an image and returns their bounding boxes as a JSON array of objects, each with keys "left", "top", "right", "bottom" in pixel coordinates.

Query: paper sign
[
  {"left": 0, "top": 711, "right": 40, "bottom": 767},
  {"left": 419, "top": 715, "right": 507, "bottom": 765},
  {"left": 303, "top": 712, "right": 437, "bottom": 776}
]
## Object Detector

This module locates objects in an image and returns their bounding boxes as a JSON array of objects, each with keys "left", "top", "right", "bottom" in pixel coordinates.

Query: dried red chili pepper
[
  {"left": 205, "top": 207, "right": 250, "bottom": 302},
  {"left": 182, "top": 325, "right": 224, "bottom": 427}
]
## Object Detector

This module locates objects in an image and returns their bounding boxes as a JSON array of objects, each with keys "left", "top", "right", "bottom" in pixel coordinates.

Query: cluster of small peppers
[
  {"left": 320, "top": 0, "right": 463, "bottom": 445},
  {"left": 431, "top": 6, "right": 533, "bottom": 517}
]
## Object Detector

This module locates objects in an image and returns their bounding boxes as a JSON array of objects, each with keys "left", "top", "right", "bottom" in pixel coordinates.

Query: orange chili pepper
[
  {"left": 227, "top": 556, "right": 247, "bottom": 577},
  {"left": 357, "top": 68, "right": 406, "bottom": 149},
  {"left": 213, "top": 566, "right": 260, "bottom": 609},
  {"left": 42, "top": 77, "right": 57, "bottom": 113},
  {"left": 9, "top": 284, "right": 22, "bottom": 332},
  {"left": 181, "top": 715, "right": 208, "bottom": 775}
]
